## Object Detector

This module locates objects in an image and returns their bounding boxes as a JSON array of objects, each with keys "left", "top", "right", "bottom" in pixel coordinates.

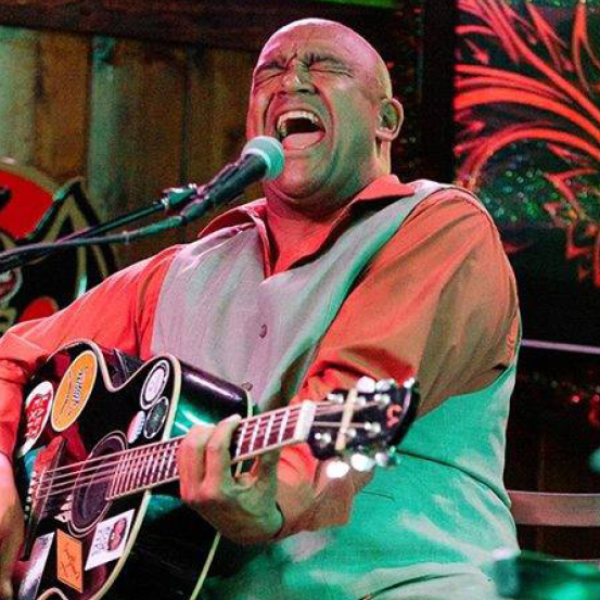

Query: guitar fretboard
[{"left": 107, "top": 402, "right": 316, "bottom": 499}]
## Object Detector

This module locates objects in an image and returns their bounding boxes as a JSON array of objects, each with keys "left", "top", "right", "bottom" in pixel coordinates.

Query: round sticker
[
  {"left": 143, "top": 397, "right": 169, "bottom": 439},
  {"left": 16, "top": 380, "right": 54, "bottom": 457},
  {"left": 141, "top": 360, "right": 170, "bottom": 409},
  {"left": 127, "top": 411, "right": 146, "bottom": 444},
  {"left": 51, "top": 351, "right": 98, "bottom": 432}
]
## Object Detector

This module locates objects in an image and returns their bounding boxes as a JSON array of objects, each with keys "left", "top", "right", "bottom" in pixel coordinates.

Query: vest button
[{"left": 259, "top": 324, "right": 268, "bottom": 338}]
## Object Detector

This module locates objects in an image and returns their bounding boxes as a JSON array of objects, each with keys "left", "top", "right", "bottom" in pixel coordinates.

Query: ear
[{"left": 375, "top": 97, "right": 404, "bottom": 142}]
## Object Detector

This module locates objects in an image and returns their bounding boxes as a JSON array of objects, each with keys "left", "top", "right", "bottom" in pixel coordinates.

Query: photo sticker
[
  {"left": 17, "top": 381, "right": 54, "bottom": 458},
  {"left": 141, "top": 360, "right": 170, "bottom": 408},
  {"left": 51, "top": 351, "right": 98, "bottom": 432},
  {"left": 85, "top": 509, "right": 134, "bottom": 571}
]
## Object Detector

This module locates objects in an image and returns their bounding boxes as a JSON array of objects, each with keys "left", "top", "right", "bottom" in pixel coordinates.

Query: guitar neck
[{"left": 108, "top": 401, "right": 317, "bottom": 500}]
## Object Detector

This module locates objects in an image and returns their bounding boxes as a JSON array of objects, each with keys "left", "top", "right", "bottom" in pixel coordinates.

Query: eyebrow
[{"left": 254, "top": 51, "right": 352, "bottom": 78}]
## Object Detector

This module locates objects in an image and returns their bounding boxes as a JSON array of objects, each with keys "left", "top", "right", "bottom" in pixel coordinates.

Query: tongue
[{"left": 282, "top": 131, "right": 324, "bottom": 150}]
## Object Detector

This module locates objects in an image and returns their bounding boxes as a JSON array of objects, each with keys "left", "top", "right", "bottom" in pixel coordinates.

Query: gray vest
[{"left": 152, "top": 180, "right": 518, "bottom": 600}]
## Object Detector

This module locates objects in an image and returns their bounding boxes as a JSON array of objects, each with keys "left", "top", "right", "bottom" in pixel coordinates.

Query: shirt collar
[
  {"left": 200, "top": 175, "right": 415, "bottom": 237},
  {"left": 198, "top": 175, "right": 416, "bottom": 273}
]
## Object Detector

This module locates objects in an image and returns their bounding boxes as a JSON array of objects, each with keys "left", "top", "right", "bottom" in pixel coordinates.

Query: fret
[
  {"left": 248, "top": 418, "right": 259, "bottom": 453},
  {"left": 264, "top": 412, "right": 275, "bottom": 448},
  {"left": 166, "top": 443, "right": 175, "bottom": 478},
  {"left": 144, "top": 448, "right": 154, "bottom": 486},
  {"left": 131, "top": 450, "right": 143, "bottom": 491},
  {"left": 255, "top": 415, "right": 266, "bottom": 451},
  {"left": 134, "top": 448, "right": 145, "bottom": 491},
  {"left": 110, "top": 456, "right": 124, "bottom": 497},
  {"left": 137, "top": 449, "right": 147, "bottom": 487},
  {"left": 278, "top": 408, "right": 289, "bottom": 444},
  {"left": 235, "top": 419, "right": 247, "bottom": 459},
  {"left": 157, "top": 446, "right": 167, "bottom": 482},
  {"left": 121, "top": 450, "right": 136, "bottom": 494},
  {"left": 167, "top": 441, "right": 179, "bottom": 479}
]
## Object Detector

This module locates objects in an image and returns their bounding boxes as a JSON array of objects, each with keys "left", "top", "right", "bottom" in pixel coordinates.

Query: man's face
[{"left": 247, "top": 23, "right": 389, "bottom": 214}]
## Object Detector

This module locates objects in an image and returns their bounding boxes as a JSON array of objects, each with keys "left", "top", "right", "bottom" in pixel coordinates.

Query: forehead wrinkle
[{"left": 256, "top": 20, "right": 393, "bottom": 98}]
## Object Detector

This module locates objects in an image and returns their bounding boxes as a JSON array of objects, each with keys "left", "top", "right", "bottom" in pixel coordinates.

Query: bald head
[
  {"left": 246, "top": 18, "right": 404, "bottom": 215},
  {"left": 258, "top": 18, "right": 393, "bottom": 98},
  {"left": 261, "top": 19, "right": 393, "bottom": 98}
]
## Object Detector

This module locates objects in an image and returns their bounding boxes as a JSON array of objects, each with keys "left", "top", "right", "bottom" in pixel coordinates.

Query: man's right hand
[{"left": 0, "top": 453, "right": 23, "bottom": 600}]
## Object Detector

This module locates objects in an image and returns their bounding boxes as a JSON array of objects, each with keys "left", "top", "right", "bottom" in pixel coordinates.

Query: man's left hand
[{"left": 178, "top": 415, "right": 283, "bottom": 545}]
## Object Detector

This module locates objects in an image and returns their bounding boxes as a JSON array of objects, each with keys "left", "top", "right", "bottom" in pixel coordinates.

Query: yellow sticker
[
  {"left": 51, "top": 350, "right": 98, "bottom": 432},
  {"left": 56, "top": 530, "right": 83, "bottom": 592}
]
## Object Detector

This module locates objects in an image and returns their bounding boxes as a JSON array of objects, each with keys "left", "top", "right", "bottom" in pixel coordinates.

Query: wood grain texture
[
  {"left": 86, "top": 37, "right": 187, "bottom": 265},
  {"left": 0, "top": 0, "right": 392, "bottom": 50},
  {"left": 0, "top": 27, "right": 89, "bottom": 178},
  {"left": 180, "top": 46, "right": 257, "bottom": 242},
  {"left": 36, "top": 32, "right": 90, "bottom": 180},
  {"left": 0, "top": 28, "right": 39, "bottom": 163}
]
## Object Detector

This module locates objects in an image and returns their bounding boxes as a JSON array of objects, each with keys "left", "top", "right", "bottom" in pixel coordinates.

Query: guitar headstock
[{"left": 307, "top": 377, "right": 419, "bottom": 474}]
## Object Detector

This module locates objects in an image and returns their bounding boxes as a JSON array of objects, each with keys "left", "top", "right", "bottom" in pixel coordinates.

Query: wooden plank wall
[{"left": 0, "top": 27, "right": 256, "bottom": 267}]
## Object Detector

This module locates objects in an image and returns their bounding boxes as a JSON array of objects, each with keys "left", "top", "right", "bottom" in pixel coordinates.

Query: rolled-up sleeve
[{"left": 0, "top": 247, "right": 178, "bottom": 459}]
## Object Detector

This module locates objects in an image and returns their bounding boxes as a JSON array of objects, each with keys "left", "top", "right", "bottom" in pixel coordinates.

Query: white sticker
[
  {"left": 127, "top": 411, "right": 146, "bottom": 444},
  {"left": 18, "top": 532, "right": 55, "bottom": 600},
  {"left": 17, "top": 381, "right": 54, "bottom": 458},
  {"left": 141, "top": 360, "right": 170, "bottom": 408},
  {"left": 85, "top": 509, "right": 134, "bottom": 571}
]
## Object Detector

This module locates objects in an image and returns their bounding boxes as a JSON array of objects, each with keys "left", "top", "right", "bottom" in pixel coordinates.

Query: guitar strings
[
  {"left": 36, "top": 399, "right": 361, "bottom": 484},
  {"left": 32, "top": 407, "right": 299, "bottom": 490},
  {"left": 32, "top": 401, "right": 378, "bottom": 501},
  {"left": 32, "top": 417, "right": 373, "bottom": 506},
  {"left": 33, "top": 412, "right": 371, "bottom": 499},
  {"left": 39, "top": 403, "right": 305, "bottom": 477},
  {"left": 37, "top": 402, "right": 310, "bottom": 485}
]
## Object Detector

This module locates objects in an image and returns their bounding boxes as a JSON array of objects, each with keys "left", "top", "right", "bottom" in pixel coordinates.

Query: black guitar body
[{"left": 14, "top": 340, "right": 248, "bottom": 600}]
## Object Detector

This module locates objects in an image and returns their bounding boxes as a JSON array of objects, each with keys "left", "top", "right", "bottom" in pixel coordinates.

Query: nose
[{"left": 280, "top": 63, "right": 315, "bottom": 94}]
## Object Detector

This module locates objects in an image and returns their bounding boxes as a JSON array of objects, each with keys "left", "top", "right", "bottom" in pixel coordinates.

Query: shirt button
[{"left": 259, "top": 324, "right": 268, "bottom": 338}]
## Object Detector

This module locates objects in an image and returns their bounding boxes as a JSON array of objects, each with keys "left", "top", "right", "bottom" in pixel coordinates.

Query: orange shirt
[{"left": 0, "top": 176, "right": 518, "bottom": 532}]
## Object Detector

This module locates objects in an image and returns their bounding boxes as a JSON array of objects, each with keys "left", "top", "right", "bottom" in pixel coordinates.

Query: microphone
[{"left": 176, "top": 136, "right": 284, "bottom": 224}]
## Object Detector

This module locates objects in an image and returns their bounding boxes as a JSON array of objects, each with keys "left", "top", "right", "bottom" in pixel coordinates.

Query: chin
[{"left": 267, "top": 177, "right": 322, "bottom": 205}]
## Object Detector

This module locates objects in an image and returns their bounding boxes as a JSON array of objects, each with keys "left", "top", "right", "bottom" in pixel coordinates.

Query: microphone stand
[
  {"left": 0, "top": 135, "right": 283, "bottom": 275},
  {"left": 0, "top": 182, "right": 203, "bottom": 275}
]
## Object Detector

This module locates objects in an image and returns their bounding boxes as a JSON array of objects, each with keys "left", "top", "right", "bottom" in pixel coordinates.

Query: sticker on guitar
[
  {"left": 17, "top": 381, "right": 54, "bottom": 457},
  {"left": 18, "top": 532, "right": 54, "bottom": 600},
  {"left": 51, "top": 351, "right": 97, "bottom": 432},
  {"left": 140, "top": 360, "right": 170, "bottom": 408},
  {"left": 85, "top": 509, "right": 134, "bottom": 570},
  {"left": 56, "top": 530, "right": 84, "bottom": 592}
]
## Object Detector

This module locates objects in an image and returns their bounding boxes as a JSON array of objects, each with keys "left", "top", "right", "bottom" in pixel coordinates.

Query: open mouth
[{"left": 275, "top": 110, "right": 326, "bottom": 151}]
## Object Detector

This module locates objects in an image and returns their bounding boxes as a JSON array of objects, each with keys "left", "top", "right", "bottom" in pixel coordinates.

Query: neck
[{"left": 265, "top": 198, "right": 347, "bottom": 273}]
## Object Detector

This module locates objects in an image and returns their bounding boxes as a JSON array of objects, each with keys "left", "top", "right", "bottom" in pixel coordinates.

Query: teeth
[{"left": 276, "top": 110, "right": 321, "bottom": 139}]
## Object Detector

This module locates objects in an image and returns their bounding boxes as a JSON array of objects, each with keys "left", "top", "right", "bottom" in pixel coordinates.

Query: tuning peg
[
  {"left": 326, "top": 459, "right": 351, "bottom": 479},
  {"left": 356, "top": 376, "right": 376, "bottom": 393},
  {"left": 375, "top": 379, "right": 395, "bottom": 392},
  {"left": 350, "top": 453, "right": 376, "bottom": 472},
  {"left": 327, "top": 392, "right": 346, "bottom": 404}
]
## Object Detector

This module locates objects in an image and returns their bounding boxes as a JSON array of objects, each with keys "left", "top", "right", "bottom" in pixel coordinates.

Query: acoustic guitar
[{"left": 13, "top": 340, "right": 418, "bottom": 600}]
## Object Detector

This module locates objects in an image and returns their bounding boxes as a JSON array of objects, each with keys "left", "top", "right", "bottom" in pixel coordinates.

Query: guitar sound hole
[{"left": 71, "top": 433, "right": 126, "bottom": 533}]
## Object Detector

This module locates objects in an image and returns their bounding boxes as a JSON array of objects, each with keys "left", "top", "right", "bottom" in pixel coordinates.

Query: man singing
[{"left": 0, "top": 18, "right": 519, "bottom": 600}]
